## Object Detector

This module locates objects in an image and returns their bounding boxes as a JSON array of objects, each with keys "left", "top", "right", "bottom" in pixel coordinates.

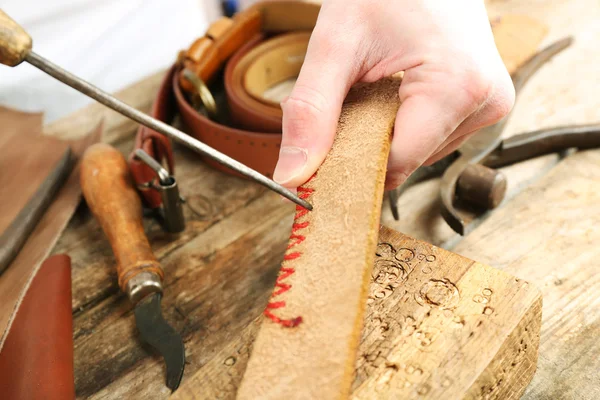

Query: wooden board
[
  {"left": 173, "top": 225, "right": 542, "bottom": 400},
  {"left": 454, "top": 150, "right": 600, "bottom": 399}
]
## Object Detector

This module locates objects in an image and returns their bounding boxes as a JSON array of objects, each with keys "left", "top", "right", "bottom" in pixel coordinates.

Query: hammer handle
[
  {"left": 0, "top": 9, "right": 32, "bottom": 66},
  {"left": 81, "top": 144, "right": 163, "bottom": 293}
]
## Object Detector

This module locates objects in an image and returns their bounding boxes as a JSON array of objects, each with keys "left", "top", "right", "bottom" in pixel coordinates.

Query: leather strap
[
  {"left": 237, "top": 78, "right": 400, "bottom": 400},
  {"left": 225, "top": 32, "right": 309, "bottom": 131}
]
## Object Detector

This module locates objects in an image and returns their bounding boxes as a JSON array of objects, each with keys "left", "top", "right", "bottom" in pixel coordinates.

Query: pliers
[{"left": 388, "top": 36, "right": 600, "bottom": 235}]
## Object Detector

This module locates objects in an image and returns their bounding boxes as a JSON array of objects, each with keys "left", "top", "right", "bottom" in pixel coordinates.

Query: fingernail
[{"left": 273, "top": 147, "right": 307, "bottom": 185}]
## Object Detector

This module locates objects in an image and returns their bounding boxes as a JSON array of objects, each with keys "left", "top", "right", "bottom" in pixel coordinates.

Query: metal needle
[{"left": 25, "top": 51, "right": 313, "bottom": 211}]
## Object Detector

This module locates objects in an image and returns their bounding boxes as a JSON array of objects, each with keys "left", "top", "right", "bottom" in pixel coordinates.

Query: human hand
[{"left": 273, "top": 0, "right": 515, "bottom": 190}]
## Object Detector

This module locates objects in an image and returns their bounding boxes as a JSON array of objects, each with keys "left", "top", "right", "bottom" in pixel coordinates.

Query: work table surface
[{"left": 45, "top": 0, "right": 599, "bottom": 398}]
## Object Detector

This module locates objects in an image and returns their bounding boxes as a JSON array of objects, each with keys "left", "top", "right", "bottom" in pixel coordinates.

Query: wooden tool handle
[
  {"left": 0, "top": 9, "right": 32, "bottom": 66},
  {"left": 81, "top": 143, "right": 163, "bottom": 294}
]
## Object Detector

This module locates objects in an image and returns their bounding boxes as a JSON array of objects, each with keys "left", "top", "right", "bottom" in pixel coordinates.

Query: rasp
[{"left": 80, "top": 143, "right": 185, "bottom": 391}]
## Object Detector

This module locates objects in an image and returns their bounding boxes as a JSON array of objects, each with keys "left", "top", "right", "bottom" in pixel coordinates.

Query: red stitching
[{"left": 264, "top": 177, "right": 315, "bottom": 328}]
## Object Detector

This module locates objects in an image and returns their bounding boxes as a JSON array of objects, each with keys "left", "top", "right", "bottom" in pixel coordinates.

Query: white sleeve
[{"left": 0, "top": 0, "right": 221, "bottom": 122}]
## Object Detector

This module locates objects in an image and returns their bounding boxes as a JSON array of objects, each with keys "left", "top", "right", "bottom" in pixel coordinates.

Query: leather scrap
[
  {"left": 0, "top": 254, "right": 75, "bottom": 400},
  {"left": 0, "top": 112, "right": 101, "bottom": 351},
  {"left": 0, "top": 106, "right": 69, "bottom": 235}
]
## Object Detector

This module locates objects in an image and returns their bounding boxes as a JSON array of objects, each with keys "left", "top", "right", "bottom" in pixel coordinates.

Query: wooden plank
[
  {"left": 353, "top": 227, "right": 541, "bottom": 399},
  {"left": 454, "top": 149, "right": 600, "bottom": 399},
  {"left": 73, "top": 192, "right": 293, "bottom": 399}
]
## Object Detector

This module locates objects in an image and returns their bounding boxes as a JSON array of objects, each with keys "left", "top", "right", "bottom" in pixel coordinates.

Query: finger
[
  {"left": 273, "top": 27, "right": 360, "bottom": 188},
  {"left": 423, "top": 131, "right": 477, "bottom": 166}
]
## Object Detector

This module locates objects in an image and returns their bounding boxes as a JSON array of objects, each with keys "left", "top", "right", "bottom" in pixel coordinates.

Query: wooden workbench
[{"left": 46, "top": 0, "right": 599, "bottom": 398}]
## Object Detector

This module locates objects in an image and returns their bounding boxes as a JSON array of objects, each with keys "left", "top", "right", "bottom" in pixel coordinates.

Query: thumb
[{"left": 273, "top": 33, "right": 357, "bottom": 188}]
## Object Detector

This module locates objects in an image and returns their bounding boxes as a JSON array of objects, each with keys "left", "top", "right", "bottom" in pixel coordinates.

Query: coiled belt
[{"left": 129, "top": 1, "right": 319, "bottom": 208}]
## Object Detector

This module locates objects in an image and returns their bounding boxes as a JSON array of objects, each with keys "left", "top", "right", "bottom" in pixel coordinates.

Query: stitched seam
[{"left": 264, "top": 178, "right": 314, "bottom": 328}]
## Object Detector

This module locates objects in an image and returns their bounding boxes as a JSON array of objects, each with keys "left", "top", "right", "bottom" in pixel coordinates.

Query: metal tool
[
  {"left": 389, "top": 37, "right": 574, "bottom": 235},
  {"left": 80, "top": 143, "right": 185, "bottom": 391},
  {"left": 134, "top": 149, "right": 186, "bottom": 233},
  {"left": 0, "top": 9, "right": 311, "bottom": 211},
  {"left": 0, "top": 148, "right": 74, "bottom": 275}
]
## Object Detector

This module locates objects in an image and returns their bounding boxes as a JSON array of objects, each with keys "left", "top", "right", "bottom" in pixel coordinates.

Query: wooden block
[
  {"left": 352, "top": 226, "right": 542, "bottom": 399},
  {"left": 170, "top": 226, "right": 542, "bottom": 399}
]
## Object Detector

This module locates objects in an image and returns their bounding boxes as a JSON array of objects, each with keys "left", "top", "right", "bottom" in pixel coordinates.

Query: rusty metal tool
[
  {"left": 389, "top": 122, "right": 600, "bottom": 220},
  {"left": 0, "top": 9, "right": 311, "bottom": 211},
  {"left": 388, "top": 37, "right": 574, "bottom": 234},
  {"left": 134, "top": 149, "right": 186, "bottom": 234},
  {"left": 439, "top": 37, "right": 573, "bottom": 234},
  {"left": 0, "top": 148, "right": 74, "bottom": 275},
  {"left": 80, "top": 143, "right": 185, "bottom": 391}
]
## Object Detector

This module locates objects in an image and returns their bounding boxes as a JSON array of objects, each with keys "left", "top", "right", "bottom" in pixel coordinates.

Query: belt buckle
[{"left": 182, "top": 68, "right": 218, "bottom": 120}]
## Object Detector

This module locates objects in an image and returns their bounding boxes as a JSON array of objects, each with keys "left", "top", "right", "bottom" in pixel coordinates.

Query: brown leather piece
[
  {"left": 0, "top": 106, "right": 69, "bottom": 235},
  {"left": 0, "top": 118, "right": 101, "bottom": 352},
  {"left": 174, "top": 69, "right": 282, "bottom": 178},
  {"left": 0, "top": 254, "right": 75, "bottom": 400}
]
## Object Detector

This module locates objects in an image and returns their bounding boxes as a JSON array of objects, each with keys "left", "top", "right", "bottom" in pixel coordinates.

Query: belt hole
[
  {"left": 238, "top": 140, "right": 243, "bottom": 145},
  {"left": 225, "top": 136, "right": 230, "bottom": 140},
  {"left": 262, "top": 143, "right": 268, "bottom": 147},
  {"left": 250, "top": 141, "right": 255, "bottom": 146},
  {"left": 276, "top": 143, "right": 281, "bottom": 148}
]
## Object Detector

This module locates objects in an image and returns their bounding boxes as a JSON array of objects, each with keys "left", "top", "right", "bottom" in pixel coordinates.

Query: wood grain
[
  {"left": 167, "top": 226, "right": 543, "bottom": 400},
  {"left": 353, "top": 226, "right": 541, "bottom": 399},
  {"left": 454, "top": 150, "right": 600, "bottom": 399}
]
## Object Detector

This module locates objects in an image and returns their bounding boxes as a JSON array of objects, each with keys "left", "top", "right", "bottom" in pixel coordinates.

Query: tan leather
[
  {"left": 237, "top": 78, "right": 400, "bottom": 400},
  {"left": 0, "top": 254, "right": 75, "bottom": 400}
]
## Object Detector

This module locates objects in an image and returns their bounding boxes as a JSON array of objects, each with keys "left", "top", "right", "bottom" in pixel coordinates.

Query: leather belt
[{"left": 129, "top": 1, "right": 320, "bottom": 208}]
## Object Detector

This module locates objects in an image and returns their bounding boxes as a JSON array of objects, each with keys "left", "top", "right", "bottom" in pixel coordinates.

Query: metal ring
[{"left": 182, "top": 69, "right": 218, "bottom": 119}]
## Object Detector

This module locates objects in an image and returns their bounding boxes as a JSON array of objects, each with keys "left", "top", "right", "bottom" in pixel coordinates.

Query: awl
[
  {"left": 80, "top": 143, "right": 185, "bottom": 391},
  {"left": 0, "top": 9, "right": 312, "bottom": 211}
]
